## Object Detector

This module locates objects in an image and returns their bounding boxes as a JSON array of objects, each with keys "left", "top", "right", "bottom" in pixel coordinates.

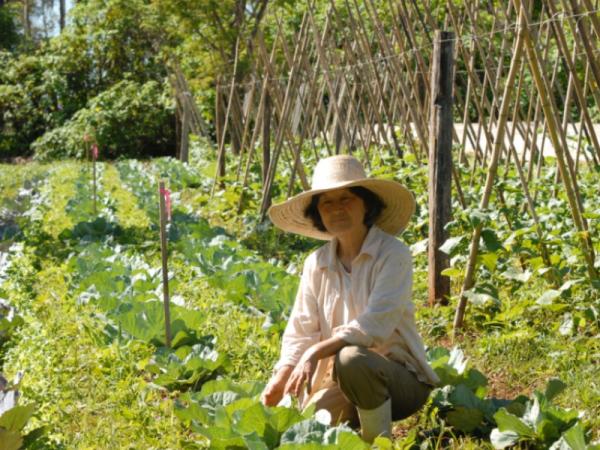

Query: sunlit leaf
[
  {"left": 537, "top": 290, "right": 561, "bottom": 306},
  {"left": 439, "top": 236, "right": 465, "bottom": 255},
  {"left": 493, "top": 408, "right": 535, "bottom": 437}
]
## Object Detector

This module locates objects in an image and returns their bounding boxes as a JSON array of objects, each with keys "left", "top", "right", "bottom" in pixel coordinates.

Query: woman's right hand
[{"left": 261, "top": 365, "right": 294, "bottom": 407}]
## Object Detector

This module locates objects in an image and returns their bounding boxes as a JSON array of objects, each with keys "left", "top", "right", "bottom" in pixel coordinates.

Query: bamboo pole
[
  {"left": 454, "top": 6, "right": 527, "bottom": 332},
  {"left": 512, "top": 0, "right": 597, "bottom": 281},
  {"left": 211, "top": 37, "right": 241, "bottom": 196}
]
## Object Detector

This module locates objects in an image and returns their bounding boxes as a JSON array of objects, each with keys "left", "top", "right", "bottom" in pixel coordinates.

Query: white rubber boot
[{"left": 357, "top": 398, "right": 392, "bottom": 443}]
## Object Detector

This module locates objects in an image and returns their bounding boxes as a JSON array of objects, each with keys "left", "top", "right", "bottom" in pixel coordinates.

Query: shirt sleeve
[
  {"left": 274, "top": 253, "right": 321, "bottom": 370},
  {"left": 332, "top": 245, "right": 412, "bottom": 347}
]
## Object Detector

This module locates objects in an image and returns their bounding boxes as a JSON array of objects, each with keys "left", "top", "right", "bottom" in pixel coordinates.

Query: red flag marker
[
  {"left": 160, "top": 187, "right": 172, "bottom": 222},
  {"left": 91, "top": 143, "right": 98, "bottom": 160}
]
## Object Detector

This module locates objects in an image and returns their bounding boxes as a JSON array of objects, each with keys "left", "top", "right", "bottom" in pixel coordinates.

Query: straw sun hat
[{"left": 268, "top": 155, "right": 416, "bottom": 240}]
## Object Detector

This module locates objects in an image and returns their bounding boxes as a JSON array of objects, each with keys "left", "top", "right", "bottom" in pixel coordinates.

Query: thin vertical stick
[
  {"left": 92, "top": 143, "right": 98, "bottom": 215},
  {"left": 212, "top": 37, "right": 241, "bottom": 197},
  {"left": 158, "top": 181, "right": 172, "bottom": 348}
]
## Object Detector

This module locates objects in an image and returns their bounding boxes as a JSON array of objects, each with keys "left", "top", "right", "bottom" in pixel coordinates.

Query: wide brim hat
[{"left": 268, "top": 155, "right": 415, "bottom": 240}]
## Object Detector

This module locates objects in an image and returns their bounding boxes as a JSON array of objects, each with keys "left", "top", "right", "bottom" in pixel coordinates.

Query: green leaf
[
  {"left": 503, "top": 227, "right": 534, "bottom": 247},
  {"left": 280, "top": 418, "right": 328, "bottom": 444},
  {"left": 194, "top": 425, "right": 246, "bottom": 449},
  {"left": 537, "top": 418, "right": 560, "bottom": 444},
  {"left": 537, "top": 290, "right": 561, "bottom": 306},
  {"left": 427, "top": 347, "right": 450, "bottom": 364},
  {"left": 559, "top": 314, "right": 574, "bottom": 336},
  {"left": 544, "top": 405, "right": 579, "bottom": 427},
  {"left": 0, "top": 428, "right": 23, "bottom": 450},
  {"left": 439, "top": 236, "right": 465, "bottom": 255},
  {"left": 232, "top": 402, "right": 268, "bottom": 436},
  {"left": 335, "top": 431, "right": 369, "bottom": 449},
  {"left": 268, "top": 406, "right": 305, "bottom": 433},
  {"left": 242, "top": 431, "right": 269, "bottom": 450},
  {"left": 480, "top": 252, "right": 499, "bottom": 271},
  {"left": 558, "top": 279, "right": 583, "bottom": 293},
  {"left": 199, "top": 379, "right": 264, "bottom": 399},
  {"left": 0, "top": 403, "right": 35, "bottom": 432},
  {"left": 559, "top": 422, "right": 588, "bottom": 450},
  {"left": 448, "top": 385, "right": 483, "bottom": 410},
  {"left": 501, "top": 267, "right": 532, "bottom": 282},
  {"left": 544, "top": 379, "right": 566, "bottom": 402},
  {"left": 481, "top": 229, "right": 503, "bottom": 252},
  {"left": 446, "top": 406, "right": 484, "bottom": 432},
  {"left": 372, "top": 436, "right": 393, "bottom": 449},
  {"left": 441, "top": 267, "right": 462, "bottom": 278},
  {"left": 410, "top": 238, "right": 428, "bottom": 256},
  {"left": 469, "top": 208, "right": 491, "bottom": 227},
  {"left": 174, "top": 398, "right": 211, "bottom": 424},
  {"left": 490, "top": 428, "right": 520, "bottom": 449},
  {"left": 465, "top": 369, "right": 488, "bottom": 392},
  {"left": 493, "top": 408, "right": 535, "bottom": 438},
  {"left": 447, "top": 347, "right": 467, "bottom": 374}
]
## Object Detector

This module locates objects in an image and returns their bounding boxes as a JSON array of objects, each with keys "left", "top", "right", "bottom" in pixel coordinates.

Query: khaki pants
[{"left": 304, "top": 346, "right": 432, "bottom": 427}]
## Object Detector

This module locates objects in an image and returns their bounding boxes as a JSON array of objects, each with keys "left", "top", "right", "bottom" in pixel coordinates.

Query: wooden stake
[
  {"left": 158, "top": 181, "right": 172, "bottom": 348},
  {"left": 428, "top": 30, "right": 454, "bottom": 307}
]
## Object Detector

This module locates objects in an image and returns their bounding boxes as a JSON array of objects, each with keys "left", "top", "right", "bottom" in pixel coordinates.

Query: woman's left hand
[
  {"left": 284, "top": 349, "right": 318, "bottom": 398},
  {"left": 283, "top": 337, "right": 348, "bottom": 399}
]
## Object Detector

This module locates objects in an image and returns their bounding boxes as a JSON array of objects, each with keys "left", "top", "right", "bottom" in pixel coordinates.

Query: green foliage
[
  {"left": 0, "top": 4, "right": 20, "bottom": 51},
  {"left": 0, "top": 300, "right": 24, "bottom": 357},
  {"left": 1, "top": 155, "right": 599, "bottom": 449},
  {"left": 489, "top": 381, "right": 592, "bottom": 449},
  {"left": 426, "top": 348, "right": 598, "bottom": 449},
  {"left": 64, "top": 0, "right": 167, "bottom": 88},
  {"left": 144, "top": 340, "right": 230, "bottom": 391},
  {"left": 174, "top": 379, "right": 365, "bottom": 449},
  {"left": 0, "top": 374, "right": 43, "bottom": 449},
  {"left": 428, "top": 347, "right": 518, "bottom": 436},
  {"left": 32, "top": 80, "right": 175, "bottom": 160},
  {"left": 0, "top": 51, "right": 67, "bottom": 158},
  {"left": 1, "top": 0, "right": 172, "bottom": 159}
]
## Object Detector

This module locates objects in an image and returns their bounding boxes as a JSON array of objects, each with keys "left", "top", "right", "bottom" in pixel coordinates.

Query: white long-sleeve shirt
[{"left": 275, "top": 225, "right": 440, "bottom": 393}]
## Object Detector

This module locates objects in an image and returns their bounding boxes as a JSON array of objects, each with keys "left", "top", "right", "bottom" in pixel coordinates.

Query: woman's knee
[
  {"left": 334, "top": 345, "right": 368, "bottom": 377},
  {"left": 334, "top": 346, "right": 389, "bottom": 409}
]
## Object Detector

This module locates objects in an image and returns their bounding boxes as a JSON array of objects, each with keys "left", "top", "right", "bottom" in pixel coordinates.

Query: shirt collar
[{"left": 317, "top": 225, "right": 383, "bottom": 271}]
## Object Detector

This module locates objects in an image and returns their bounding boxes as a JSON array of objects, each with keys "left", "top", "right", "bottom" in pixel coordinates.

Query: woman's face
[{"left": 317, "top": 188, "right": 367, "bottom": 236}]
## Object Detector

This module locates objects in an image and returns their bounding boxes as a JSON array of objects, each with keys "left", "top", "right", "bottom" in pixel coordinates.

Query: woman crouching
[{"left": 260, "top": 155, "right": 439, "bottom": 443}]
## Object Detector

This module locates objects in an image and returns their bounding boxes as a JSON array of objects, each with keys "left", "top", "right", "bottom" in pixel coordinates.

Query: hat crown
[{"left": 311, "top": 155, "right": 367, "bottom": 190}]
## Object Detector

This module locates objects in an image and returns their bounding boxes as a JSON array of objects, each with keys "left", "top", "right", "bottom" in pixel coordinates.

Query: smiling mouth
[{"left": 330, "top": 216, "right": 350, "bottom": 223}]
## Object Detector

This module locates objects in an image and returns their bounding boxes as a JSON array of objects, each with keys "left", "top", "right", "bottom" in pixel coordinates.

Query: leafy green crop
[
  {"left": 490, "top": 380, "right": 598, "bottom": 449},
  {"left": 175, "top": 379, "right": 367, "bottom": 449},
  {"left": 426, "top": 347, "right": 598, "bottom": 449},
  {"left": 0, "top": 373, "right": 43, "bottom": 449},
  {"left": 1, "top": 155, "right": 599, "bottom": 448}
]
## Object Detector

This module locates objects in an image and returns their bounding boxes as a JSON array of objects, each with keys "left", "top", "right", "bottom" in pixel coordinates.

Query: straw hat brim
[{"left": 268, "top": 178, "right": 416, "bottom": 240}]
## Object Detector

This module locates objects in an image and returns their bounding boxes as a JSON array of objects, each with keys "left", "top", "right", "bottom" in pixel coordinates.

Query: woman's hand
[
  {"left": 261, "top": 365, "right": 293, "bottom": 407},
  {"left": 284, "top": 349, "right": 319, "bottom": 398},
  {"left": 267, "top": 337, "right": 348, "bottom": 404}
]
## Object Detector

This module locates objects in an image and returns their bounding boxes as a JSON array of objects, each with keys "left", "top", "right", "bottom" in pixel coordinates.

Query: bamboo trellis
[{"left": 179, "top": 0, "right": 600, "bottom": 329}]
